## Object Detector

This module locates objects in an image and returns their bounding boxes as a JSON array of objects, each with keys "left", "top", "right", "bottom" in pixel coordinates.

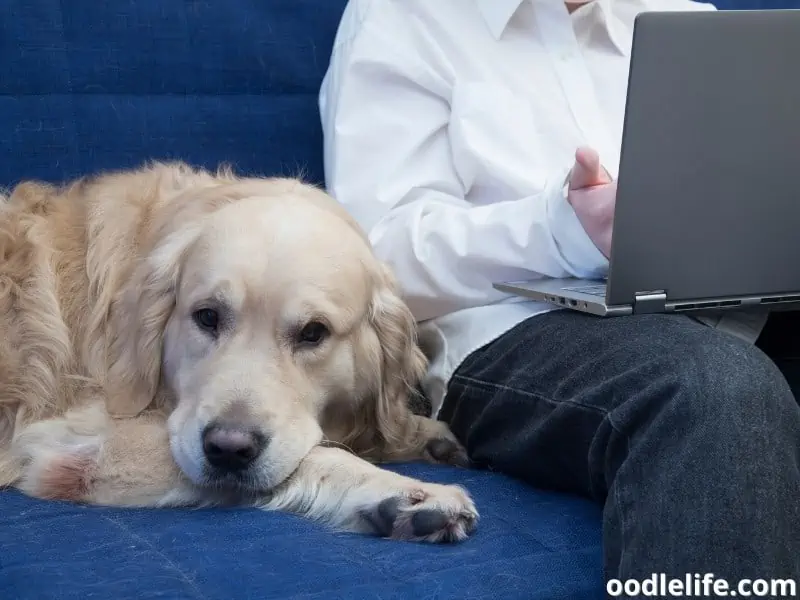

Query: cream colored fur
[{"left": 0, "top": 163, "right": 476, "bottom": 543}]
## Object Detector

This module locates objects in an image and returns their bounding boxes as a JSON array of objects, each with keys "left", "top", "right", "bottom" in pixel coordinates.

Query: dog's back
[
  {"left": 0, "top": 164, "right": 215, "bottom": 471},
  {"left": 0, "top": 178, "right": 90, "bottom": 483}
]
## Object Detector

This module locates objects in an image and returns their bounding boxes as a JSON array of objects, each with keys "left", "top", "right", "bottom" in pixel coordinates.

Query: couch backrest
[
  {"left": 0, "top": 0, "right": 795, "bottom": 188},
  {"left": 0, "top": 0, "right": 348, "bottom": 187}
]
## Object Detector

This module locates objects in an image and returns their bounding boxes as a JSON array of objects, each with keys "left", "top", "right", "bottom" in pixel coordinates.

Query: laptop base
[
  {"left": 494, "top": 279, "right": 800, "bottom": 318},
  {"left": 493, "top": 279, "right": 630, "bottom": 317}
]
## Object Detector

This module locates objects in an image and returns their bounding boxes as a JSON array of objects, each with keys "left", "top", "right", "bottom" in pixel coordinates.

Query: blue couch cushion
[{"left": 1, "top": 464, "right": 603, "bottom": 600}]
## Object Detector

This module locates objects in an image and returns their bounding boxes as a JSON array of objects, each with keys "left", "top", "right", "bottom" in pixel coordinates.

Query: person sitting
[{"left": 319, "top": 0, "right": 800, "bottom": 586}]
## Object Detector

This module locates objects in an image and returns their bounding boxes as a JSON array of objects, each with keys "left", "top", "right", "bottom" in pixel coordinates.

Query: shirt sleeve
[{"left": 319, "top": 1, "right": 608, "bottom": 322}]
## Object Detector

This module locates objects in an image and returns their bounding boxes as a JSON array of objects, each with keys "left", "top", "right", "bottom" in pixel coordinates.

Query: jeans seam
[
  {"left": 451, "top": 373, "right": 609, "bottom": 417},
  {"left": 602, "top": 409, "right": 632, "bottom": 580},
  {"left": 606, "top": 423, "right": 632, "bottom": 580}
]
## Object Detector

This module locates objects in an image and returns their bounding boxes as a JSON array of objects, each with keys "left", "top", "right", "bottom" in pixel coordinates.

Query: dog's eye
[
  {"left": 193, "top": 308, "right": 219, "bottom": 333},
  {"left": 297, "top": 321, "right": 329, "bottom": 346}
]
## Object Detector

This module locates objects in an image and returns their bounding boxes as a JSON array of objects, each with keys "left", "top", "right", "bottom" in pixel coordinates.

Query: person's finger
[
  {"left": 569, "top": 147, "right": 600, "bottom": 189},
  {"left": 569, "top": 146, "right": 611, "bottom": 189},
  {"left": 575, "top": 146, "right": 600, "bottom": 171}
]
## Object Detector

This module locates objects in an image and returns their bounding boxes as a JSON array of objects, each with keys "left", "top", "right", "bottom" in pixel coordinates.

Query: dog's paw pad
[
  {"left": 410, "top": 509, "right": 450, "bottom": 537},
  {"left": 370, "top": 497, "right": 403, "bottom": 536},
  {"left": 362, "top": 485, "right": 478, "bottom": 543},
  {"left": 424, "top": 437, "right": 470, "bottom": 468}
]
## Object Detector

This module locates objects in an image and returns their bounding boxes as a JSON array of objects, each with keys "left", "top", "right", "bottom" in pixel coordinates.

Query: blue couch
[{"left": 0, "top": 1, "right": 795, "bottom": 599}]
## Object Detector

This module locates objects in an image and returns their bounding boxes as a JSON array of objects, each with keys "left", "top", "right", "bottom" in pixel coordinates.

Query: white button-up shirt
[{"left": 320, "top": 0, "right": 763, "bottom": 416}]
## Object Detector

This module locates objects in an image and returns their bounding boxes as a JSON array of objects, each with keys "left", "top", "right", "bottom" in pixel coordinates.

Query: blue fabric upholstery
[
  {"left": 0, "top": 0, "right": 344, "bottom": 188},
  {"left": 1, "top": 465, "right": 603, "bottom": 600},
  {"left": 0, "top": 1, "right": 796, "bottom": 599}
]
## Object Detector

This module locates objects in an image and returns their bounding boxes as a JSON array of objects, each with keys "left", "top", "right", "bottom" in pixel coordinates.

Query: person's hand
[{"left": 567, "top": 146, "right": 616, "bottom": 258}]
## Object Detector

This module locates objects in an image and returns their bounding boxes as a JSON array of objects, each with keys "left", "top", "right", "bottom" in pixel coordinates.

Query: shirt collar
[
  {"left": 476, "top": 0, "right": 630, "bottom": 55},
  {"left": 589, "top": 1, "right": 630, "bottom": 55},
  {"left": 475, "top": 0, "right": 526, "bottom": 39}
]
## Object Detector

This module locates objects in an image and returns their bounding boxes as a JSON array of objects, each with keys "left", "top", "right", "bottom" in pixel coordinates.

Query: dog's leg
[
  {"left": 410, "top": 414, "right": 471, "bottom": 467},
  {"left": 13, "top": 409, "right": 479, "bottom": 543},
  {"left": 369, "top": 413, "right": 470, "bottom": 468},
  {"left": 263, "top": 445, "right": 478, "bottom": 543}
]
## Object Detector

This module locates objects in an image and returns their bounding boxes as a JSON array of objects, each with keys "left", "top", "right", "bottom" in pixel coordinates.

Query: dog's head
[{"left": 105, "top": 171, "right": 425, "bottom": 491}]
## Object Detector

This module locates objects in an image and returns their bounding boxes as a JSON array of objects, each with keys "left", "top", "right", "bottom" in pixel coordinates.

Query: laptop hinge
[{"left": 633, "top": 290, "right": 667, "bottom": 314}]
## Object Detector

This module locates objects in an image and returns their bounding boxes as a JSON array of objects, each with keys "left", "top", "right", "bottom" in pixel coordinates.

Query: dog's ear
[
  {"left": 104, "top": 224, "right": 200, "bottom": 417},
  {"left": 365, "top": 264, "right": 427, "bottom": 455}
]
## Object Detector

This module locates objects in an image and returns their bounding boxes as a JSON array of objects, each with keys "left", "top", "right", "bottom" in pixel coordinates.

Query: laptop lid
[{"left": 606, "top": 9, "right": 800, "bottom": 309}]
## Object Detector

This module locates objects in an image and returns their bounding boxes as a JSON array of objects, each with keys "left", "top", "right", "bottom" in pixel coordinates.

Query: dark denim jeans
[{"left": 439, "top": 310, "right": 800, "bottom": 592}]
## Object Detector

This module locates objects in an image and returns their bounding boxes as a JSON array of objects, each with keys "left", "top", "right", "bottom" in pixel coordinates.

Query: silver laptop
[{"left": 494, "top": 9, "right": 800, "bottom": 317}]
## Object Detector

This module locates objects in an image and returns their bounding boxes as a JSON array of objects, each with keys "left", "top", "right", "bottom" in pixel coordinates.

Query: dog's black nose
[{"left": 202, "top": 423, "right": 266, "bottom": 471}]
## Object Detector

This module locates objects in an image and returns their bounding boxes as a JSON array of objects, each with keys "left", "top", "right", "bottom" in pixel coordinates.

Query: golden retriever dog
[{"left": 0, "top": 162, "right": 477, "bottom": 543}]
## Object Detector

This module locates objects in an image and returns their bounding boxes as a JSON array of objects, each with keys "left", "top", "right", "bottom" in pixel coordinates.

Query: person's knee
[
  {"left": 685, "top": 332, "right": 793, "bottom": 421},
  {"left": 616, "top": 329, "right": 798, "bottom": 445}
]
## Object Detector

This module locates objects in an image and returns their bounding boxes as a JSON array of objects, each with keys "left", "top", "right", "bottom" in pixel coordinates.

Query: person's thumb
[{"left": 569, "top": 147, "right": 611, "bottom": 190}]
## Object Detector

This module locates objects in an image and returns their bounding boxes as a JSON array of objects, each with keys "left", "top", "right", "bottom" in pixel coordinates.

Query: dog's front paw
[{"left": 360, "top": 483, "right": 478, "bottom": 543}]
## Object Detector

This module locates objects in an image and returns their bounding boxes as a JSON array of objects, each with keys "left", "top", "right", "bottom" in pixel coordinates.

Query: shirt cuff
[{"left": 547, "top": 169, "right": 609, "bottom": 279}]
